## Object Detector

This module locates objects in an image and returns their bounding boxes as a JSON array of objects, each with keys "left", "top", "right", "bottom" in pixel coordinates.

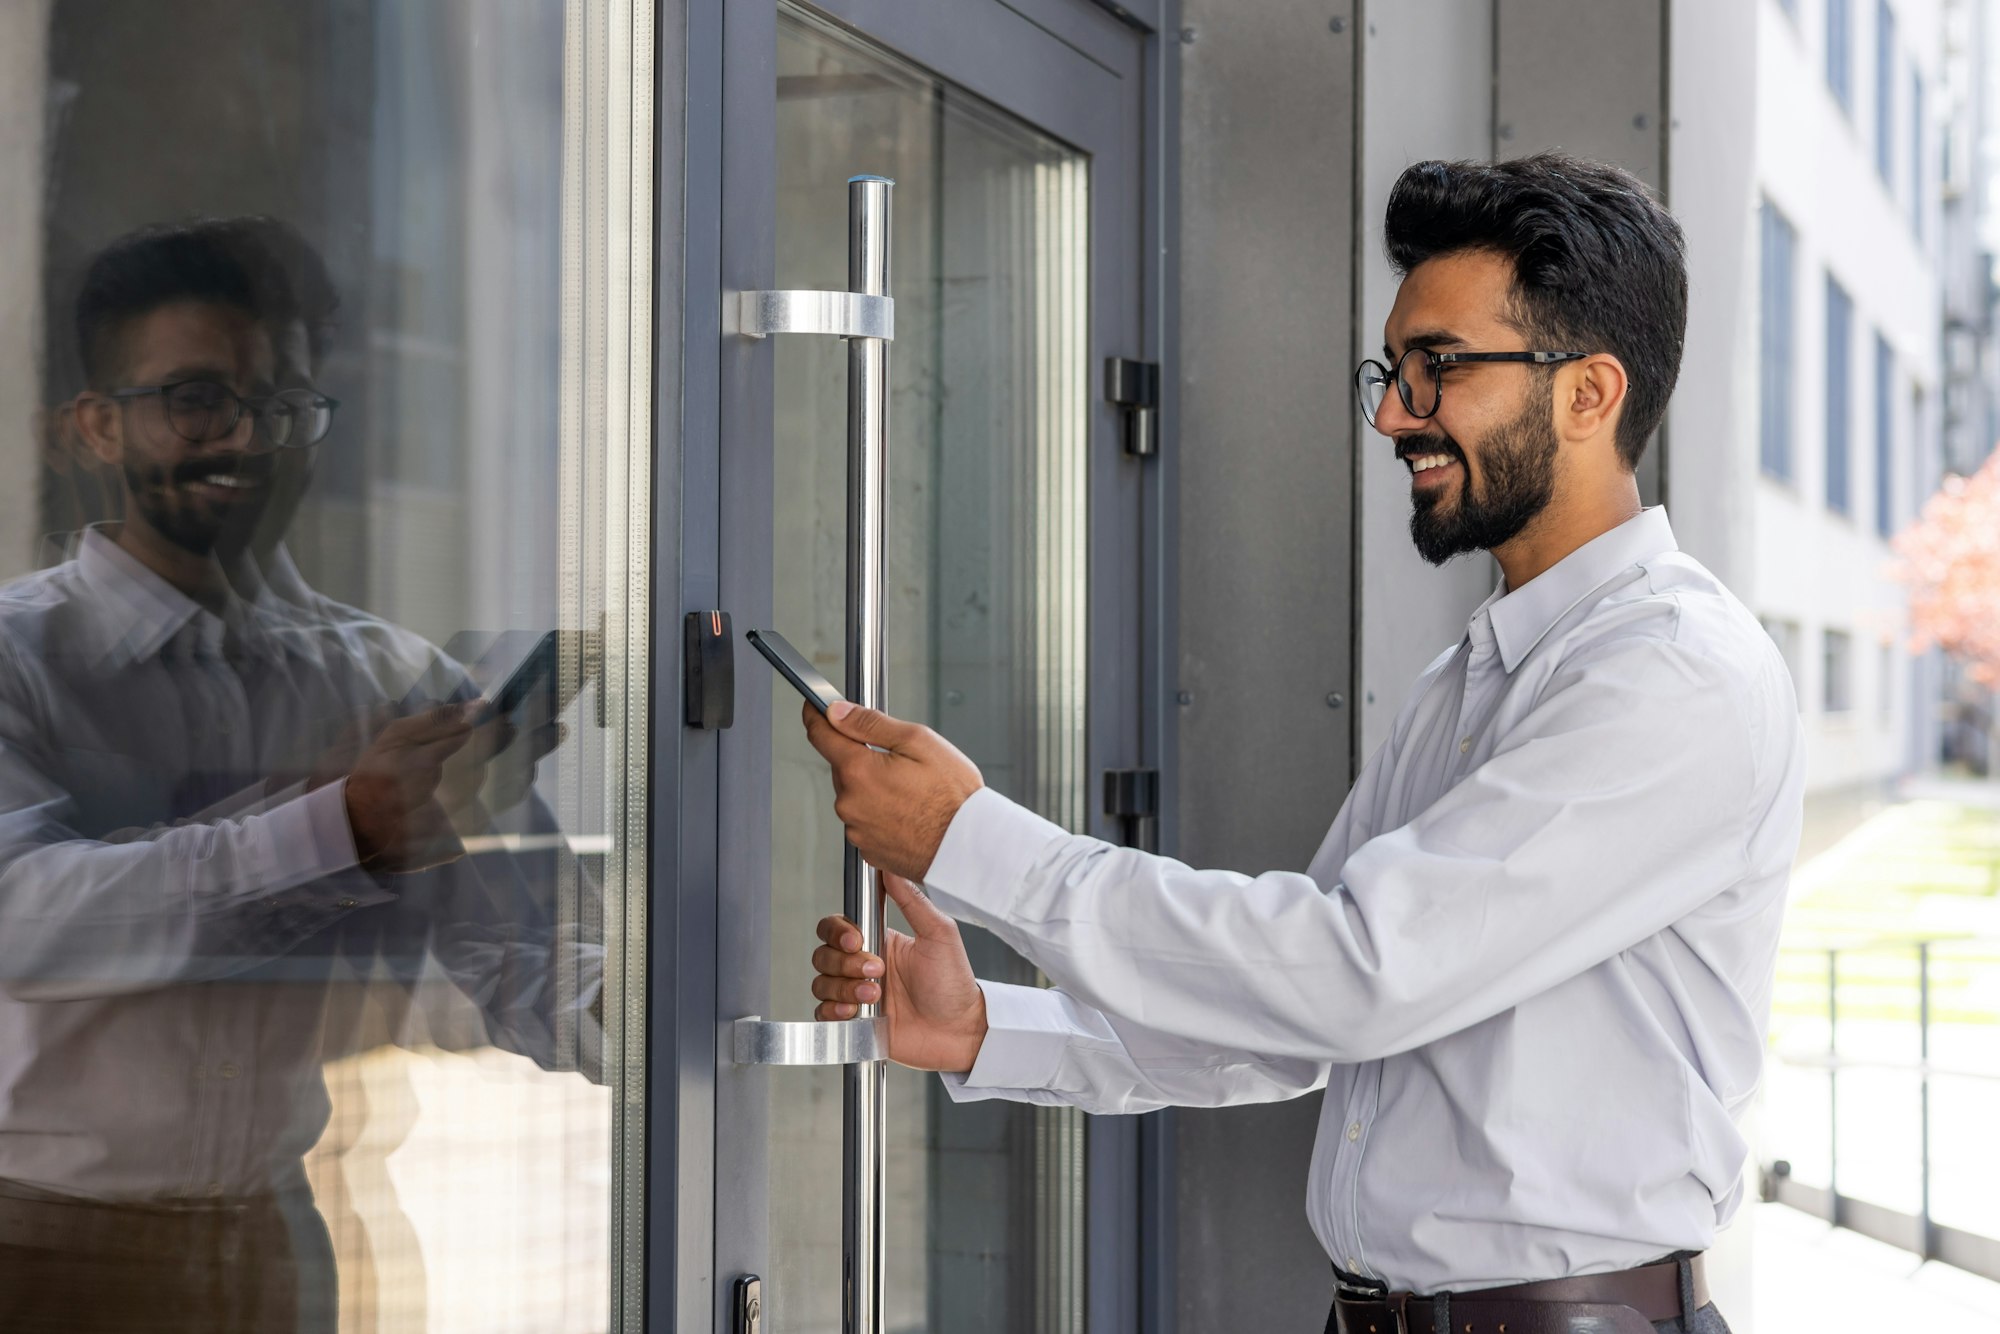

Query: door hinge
[
  {"left": 1105, "top": 356, "right": 1160, "bottom": 458},
  {"left": 1103, "top": 767, "right": 1160, "bottom": 852}
]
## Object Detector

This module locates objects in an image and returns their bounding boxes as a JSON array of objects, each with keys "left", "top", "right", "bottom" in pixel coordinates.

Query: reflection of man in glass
[{"left": 0, "top": 220, "right": 593, "bottom": 1332}]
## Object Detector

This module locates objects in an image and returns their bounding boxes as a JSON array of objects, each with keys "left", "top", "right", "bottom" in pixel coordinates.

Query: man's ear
[
  {"left": 1556, "top": 353, "right": 1629, "bottom": 446},
  {"left": 69, "top": 392, "right": 124, "bottom": 468}
]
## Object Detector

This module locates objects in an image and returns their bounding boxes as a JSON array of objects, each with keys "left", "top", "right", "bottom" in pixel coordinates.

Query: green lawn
[{"left": 1773, "top": 797, "right": 2000, "bottom": 1028}]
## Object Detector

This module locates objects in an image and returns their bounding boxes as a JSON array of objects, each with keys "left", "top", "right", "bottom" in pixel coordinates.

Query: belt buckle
[{"left": 1386, "top": 1291, "right": 1412, "bottom": 1334}]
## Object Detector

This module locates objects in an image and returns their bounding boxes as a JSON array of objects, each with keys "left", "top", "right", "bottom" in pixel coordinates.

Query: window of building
[
  {"left": 1760, "top": 201, "right": 1797, "bottom": 482},
  {"left": 1875, "top": 332, "right": 1895, "bottom": 536},
  {"left": 1879, "top": 641, "right": 1896, "bottom": 723},
  {"left": 1762, "top": 617, "right": 1804, "bottom": 703},
  {"left": 1875, "top": 0, "right": 1896, "bottom": 183},
  {"left": 1911, "top": 65, "right": 1926, "bottom": 239},
  {"left": 1827, "top": 0, "right": 1853, "bottom": 111},
  {"left": 1824, "top": 628, "right": 1855, "bottom": 712},
  {"left": 1826, "top": 274, "right": 1853, "bottom": 514}
]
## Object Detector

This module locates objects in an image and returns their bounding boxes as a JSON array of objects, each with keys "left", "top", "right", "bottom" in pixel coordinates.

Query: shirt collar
[
  {"left": 73, "top": 527, "right": 273, "bottom": 666},
  {"left": 1485, "top": 507, "right": 1679, "bottom": 674}
]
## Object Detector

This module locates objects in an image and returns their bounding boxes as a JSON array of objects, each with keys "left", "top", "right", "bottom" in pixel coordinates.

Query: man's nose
[
  {"left": 220, "top": 404, "right": 277, "bottom": 453},
  {"left": 1369, "top": 384, "right": 1426, "bottom": 439}
]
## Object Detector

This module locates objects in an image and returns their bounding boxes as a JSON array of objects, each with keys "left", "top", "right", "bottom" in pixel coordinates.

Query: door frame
[{"left": 653, "top": 0, "right": 1168, "bottom": 1329}]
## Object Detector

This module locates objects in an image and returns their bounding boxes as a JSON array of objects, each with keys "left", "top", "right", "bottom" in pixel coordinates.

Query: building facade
[{"left": 1751, "top": 0, "right": 1993, "bottom": 812}]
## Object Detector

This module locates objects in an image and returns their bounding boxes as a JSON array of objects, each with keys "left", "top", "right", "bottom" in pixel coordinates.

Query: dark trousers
[{"left": 0, "top": 1182, "right": 336, "bottom": 1334}]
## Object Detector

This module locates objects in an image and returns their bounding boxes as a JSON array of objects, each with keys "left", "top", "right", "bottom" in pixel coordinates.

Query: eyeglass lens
[
  {"left": 1356, "top": 350, "right": 1441, "bottom": 427},
  {"left": 161, "top": 381, "right": 332, "bottom": 447}
]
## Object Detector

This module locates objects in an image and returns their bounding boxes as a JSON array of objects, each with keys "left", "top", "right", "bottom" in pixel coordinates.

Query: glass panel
[
  {"left": 769, "top": 7, "right": 1088, "bottom": 1333},
  {"left": 0, "top": 2, "right": 650, "bottom": 1330}
]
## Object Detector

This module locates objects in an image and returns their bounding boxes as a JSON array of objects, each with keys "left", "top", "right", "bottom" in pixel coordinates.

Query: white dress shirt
[
  {"left": 0, "top": 529, "right": 597, "bottom": 1202},
  {"left": 924, "top": 508, "right": 1804, "bottom": 1293}
]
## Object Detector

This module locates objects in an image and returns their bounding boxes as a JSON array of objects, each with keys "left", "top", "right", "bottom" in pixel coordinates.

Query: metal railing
[{"left": 1764, "top": 938, "right": 2000, "bottom": 1284}]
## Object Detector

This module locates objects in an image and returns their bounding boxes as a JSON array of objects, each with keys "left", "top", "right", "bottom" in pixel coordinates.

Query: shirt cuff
[
  {"left": 256, "top": 781, "right": 390, "bottom": 914},
  {"left": 290, "top": 779, "right": 365, "bottom": 879},
  {"left": 922, "top": 787, "right": 1070, "bottom": 928},
  {"left": 937, "top": 980, "right": 1080, "bottom": 1101}
]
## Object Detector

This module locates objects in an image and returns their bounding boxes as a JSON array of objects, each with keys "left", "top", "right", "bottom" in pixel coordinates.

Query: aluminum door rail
[
  {"left": 728, "top": 176, "right": 895, "bottom": 1334},
  {"left": 840, "top": 173, "right": 893, "bottom": 1334}
]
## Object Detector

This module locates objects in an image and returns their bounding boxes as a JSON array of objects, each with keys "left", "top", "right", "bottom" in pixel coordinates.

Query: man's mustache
[
  {"left": 130, "top": 456, "right": 279, "bottom": 488},
  {"left": 1396, "top": 434, "right": 1465, "bottom": 466}
]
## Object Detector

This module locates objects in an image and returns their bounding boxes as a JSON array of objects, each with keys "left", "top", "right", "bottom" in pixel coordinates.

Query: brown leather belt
[{"left": 1331, "top": 1253, "right": 1708, "bottom": 1334}]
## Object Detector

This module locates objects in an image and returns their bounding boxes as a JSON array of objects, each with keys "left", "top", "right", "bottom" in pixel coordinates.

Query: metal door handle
[
  {"left": 732, "top": 1015, "right": 886, "bottom": 1065},
  {"left": 726, "top": 175, "right": 895, "bottom": 1334},
  {"left": 733, "top": 288, "right": 895, "bottom": 340}
]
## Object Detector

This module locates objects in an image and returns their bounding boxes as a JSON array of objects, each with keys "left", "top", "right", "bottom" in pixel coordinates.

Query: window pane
[
  {"left": 1824, "top": 629, "right": 1854, "bottom": 712},
  {"left": 1827, "top": 0, "right": 1852, "bottom": 110},
  {"left": 1760, "top": 202, "right": 1796, "bottom": 482},
  {"left": 1875, "top": 0, "right": 1896, "bottom": 183},
  {"left": 1875, "top": 333, "right": 1895, "bottom": 537},
  {"left": 768, "top": 8, "right": 1088, "bottom": 1332},
  {"left": 1911, "top": 68, "right": 1926, "bottom": 239},
  {"left": 1826, "top": 275, "right": 1853, "bottom": 514},
  {"left": 0, "top": 3, "right": 649, "bottom": 1329}
]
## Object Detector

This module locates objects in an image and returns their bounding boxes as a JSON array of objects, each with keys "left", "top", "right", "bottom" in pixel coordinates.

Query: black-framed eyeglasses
[
  {"left": 107, "top": 379, "right": 339, "bottom": 449},
  {"left": 1354, "top": 347, "right": 1587, "bottom": 429}
]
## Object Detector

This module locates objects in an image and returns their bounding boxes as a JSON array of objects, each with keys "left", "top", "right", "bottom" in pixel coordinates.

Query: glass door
[
  {"left": 2, "top": 3, "right": 654, "bottom": 1330},
  {"left": 706, "top": 1, "right": 1150, "bottom": 1330}
]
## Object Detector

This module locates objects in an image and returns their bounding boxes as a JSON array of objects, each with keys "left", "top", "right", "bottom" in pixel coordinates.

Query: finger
[
  {"left": 526, "top": 720, "right": 567, "bottom": 760},
  {"left": 802, "top": 704, "right": 859, "bottom": 766},
  {"left": 816, "top": 914, "right": 864, "bottom": 951},
  {"left": 816, "top": 1001, "right": 860, "bottom": 1021},
  {"left": 812, "top": 976, "right": 882, "bottom": 1006},
  {"left": 380, "top": 700, "right": 481, "bottom": 745},
  {"left": 457, "top": 716, "right": 516, "bottom": 764},
  {"left": 881, "top": 871, "right": 955, "bottom": 936},
  {"left": 822, "top": 701, "right": 922, "bottom": 753},
  {"left": 812, "top": 945, "right": 884, "bottom": 979},
  {"left": 405, "top": 721, "right": 482, "bottom": 764}
]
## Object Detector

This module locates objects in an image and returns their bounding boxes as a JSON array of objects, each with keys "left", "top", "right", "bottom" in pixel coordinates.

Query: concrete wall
[
  {"left": 0, "top": 1, "right": 50, "bottom": 580},
  {"left": 1352, "top": 0, "right": 1498, "bottom": 763},
  {"left": 1170, "top": 0, "right": 1360, "bottom": 1324}
]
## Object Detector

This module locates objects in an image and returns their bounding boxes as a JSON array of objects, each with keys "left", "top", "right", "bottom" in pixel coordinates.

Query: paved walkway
[{"left": 1751, "top": 1202, "right": 2000, "bottom": 1332}]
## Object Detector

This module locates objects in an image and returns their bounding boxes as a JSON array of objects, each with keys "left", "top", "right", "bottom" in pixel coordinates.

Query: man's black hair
[
  {"left": 74, "top": 217, "right": 338, "bottom": 389},
  {"left": 1382, "top": 153, "right": 1687, "bottom": 470}
]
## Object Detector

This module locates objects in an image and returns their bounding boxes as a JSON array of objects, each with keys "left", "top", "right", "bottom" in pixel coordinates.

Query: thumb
[
  {"left": 880, "top": 871, "right": 955, "bottom": 936},
  {"left": 825, "top": 701, "right": 920, "bottom": 752}
]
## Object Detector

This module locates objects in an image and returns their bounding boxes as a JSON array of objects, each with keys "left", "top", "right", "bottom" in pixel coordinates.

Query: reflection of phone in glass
[
  {"left": 441, "top": 630, "right": 565, "bottom": 726},
  {"left": 746, "top": 629, "right": 843, "bottom": 715}
]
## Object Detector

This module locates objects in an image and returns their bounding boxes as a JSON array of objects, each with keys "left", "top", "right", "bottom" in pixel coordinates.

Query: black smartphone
[
  {"left": 746, "top": 628, "right": 844, "bottom": 715},
  {"left": 477, "top": 630, "right": 561, "bottom": 725},
  {"left": 437, "top": 630, "right": 563, "bottom": 727}
]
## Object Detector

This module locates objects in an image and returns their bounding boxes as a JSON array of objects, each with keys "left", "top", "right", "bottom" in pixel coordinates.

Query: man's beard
[
  {"left": 1405, "top": 384, "right": 1559, "bottom": 566},
  {"left": 122, "top": 456, "right": 271, "bottom": 556}
]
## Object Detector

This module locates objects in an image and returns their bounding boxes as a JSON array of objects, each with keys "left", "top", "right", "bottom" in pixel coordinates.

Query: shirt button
[
  {"left": 219, "top": 1062, "right": 240, "bottom": 1080},
  {"left": 1347, "top": 1121, "right": 1362, "bottom": 1142},
  {"left": 1459, "top": 737, "right": 1471, "bottom": 754},
  {"left": 336, "top": 898, "right": 357, "bottom": 910}
]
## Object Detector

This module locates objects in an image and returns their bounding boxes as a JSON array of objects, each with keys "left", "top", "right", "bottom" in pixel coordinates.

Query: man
[
  {"left": 804, "top": 154, "right": 1803, "bottom": 1334},
  {"left": 0, "top": 219, "right": 595, "bottom": 1331}
]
